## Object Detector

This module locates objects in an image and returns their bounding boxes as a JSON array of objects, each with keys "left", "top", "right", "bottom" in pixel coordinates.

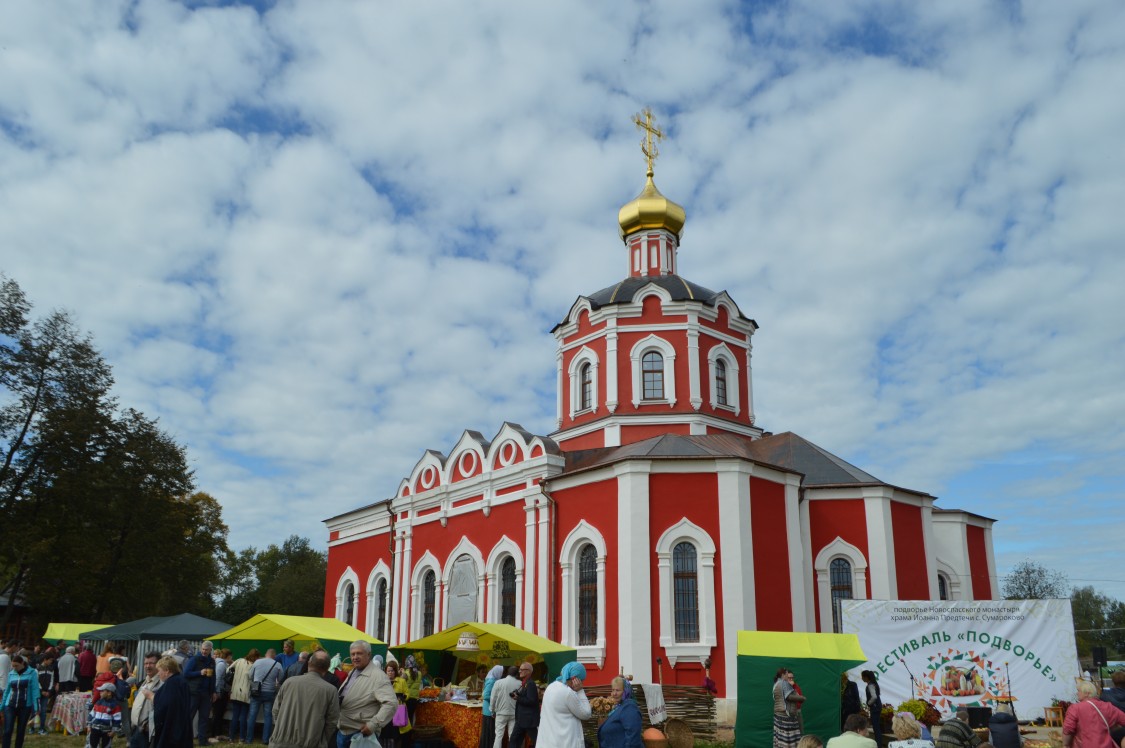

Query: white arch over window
[
  {"left": 935, "top": 558, "right": 963, "bottom": 601},
  {"left": 567, "top": 346, "right": 599, "bottom": 417},
  {"left": 486, "top": 536, "right": 525, "bottom": 627},
  {"left": 335, "top": 567, "right": 361, "bottom": 626},
  {"left": 707, "top": 343, "right": 741, "bottom": 414},
  {"left": 365, "top": 561, "right": 392, "bottom": 641},
  {"left": 441, "top": 538, "right": 486, "bottom": 627},
  {"left": 559, "top": 520, "right": 607, "bottom": 666},
  {"left": 814, "top": 537, "right": 869, "bottom": 633},
  {"left": 655, "top": 519, "right": 717, "bottom": 665},
  {"left": 409, "top": 551, "right": 442, "bottom": 640},
  {"left": 629, "top": 335, "right": 677, "bottom": 407}
]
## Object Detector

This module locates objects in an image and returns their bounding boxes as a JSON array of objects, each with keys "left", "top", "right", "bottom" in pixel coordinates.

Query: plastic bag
[
  {"left": 392, "top": 704, "right": 409, "bottom": 727},
  {"left": 350, "top": 733, "right": 380, "bottom": 748}
]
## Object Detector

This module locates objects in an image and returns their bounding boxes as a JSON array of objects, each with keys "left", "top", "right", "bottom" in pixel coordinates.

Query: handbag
[
  {"left": 392, "top": 704, "right": 409, "bottom": 728},
  {"left": 250, "top": 661, "right": 278, "bottom": 699}
]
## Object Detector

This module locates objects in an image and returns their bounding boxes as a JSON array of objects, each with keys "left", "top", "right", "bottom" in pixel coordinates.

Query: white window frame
[
  {"left": 567, "top": 347, "right": 599, "bottom": 417},
  {"left": 655, "top": 519, "right": 717, "bottom": 665},
  {"left": 630, "top": 335, "right": 677, "bottom": 407},
  {"left": 365, "top": 561, "right": 392, "bottom": 641},
  {"left": 936, "top": 559, "right": 963, "bottom": 601},
  {"left": 814, "top": 537, "right": 868, "bottom": 633},
  {"left": 441, "top": 538, "right": 486, "bottom": 628},
  {"left": 486, "top": 536, "right": 525, "bottom": 627},
  {"left": 335, "top": 567, "right": 361, "bottom": 626},
  {"left": 559, "top": 520, "right": 607, "bottom": 666},
  {"left": 707, "top": 343, "right": 741, "bottom": 414},
  {"left": 410, "top": 551, "right": 442, "bottom": 640}
]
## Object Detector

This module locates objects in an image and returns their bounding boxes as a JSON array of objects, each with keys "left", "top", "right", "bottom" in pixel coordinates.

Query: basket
[
  {"left": 663, "top": 718, "right": 693, "bottom": 748},
  {"left": 430, "top": 677, "right": 445, "bottom": 688},
  {"left": 413, "top": 724, "right": 443, "bottom": 740}
]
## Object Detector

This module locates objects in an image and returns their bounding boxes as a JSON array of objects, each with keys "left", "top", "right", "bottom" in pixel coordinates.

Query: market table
[
  {"left": 415, "top": 700, "right": 482, "bottom": 748},
  {"left": 51, "top": 692, "right": 92, "bottom": 735}
]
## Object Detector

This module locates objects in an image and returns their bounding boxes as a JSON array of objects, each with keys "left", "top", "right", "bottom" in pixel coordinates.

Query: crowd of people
[{"left": 772, "top": 667, "right": 1125, "bottom": 748}]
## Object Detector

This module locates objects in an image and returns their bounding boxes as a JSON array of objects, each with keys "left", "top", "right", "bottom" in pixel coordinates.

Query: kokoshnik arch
[{"left": 323, "top": 111, "right": 999, "bottom": 722}]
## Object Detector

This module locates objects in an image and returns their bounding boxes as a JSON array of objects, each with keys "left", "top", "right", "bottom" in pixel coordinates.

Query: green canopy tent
[
  {"left": 208, "top": 614, "right": 386, "bottom": 663},
  {"left": 80, "top": 613, "right": 232, "bottom": 674},
  {"left": 736, "top": 631, "right": 866, "bottom": 748},
  {"left": 43, "top": 623, "right": 113, "bottom": 645},
  {"left": 392, "top": 622, "right": 576, "bottom": 684}
]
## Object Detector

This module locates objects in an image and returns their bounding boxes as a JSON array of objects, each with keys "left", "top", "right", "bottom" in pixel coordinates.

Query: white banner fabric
[{"left": 841, "top": 599, "right": 1079, "bottom": 718}]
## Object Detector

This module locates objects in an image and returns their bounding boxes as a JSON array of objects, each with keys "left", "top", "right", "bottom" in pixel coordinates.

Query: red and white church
[{"left": 323, "top": 145, "right": 999, "bottom": 718}]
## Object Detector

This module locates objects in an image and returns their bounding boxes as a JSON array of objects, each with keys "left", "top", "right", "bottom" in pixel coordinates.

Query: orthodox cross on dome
[{"left": 632, "top": 108, "right": 664, "bottom": 176}]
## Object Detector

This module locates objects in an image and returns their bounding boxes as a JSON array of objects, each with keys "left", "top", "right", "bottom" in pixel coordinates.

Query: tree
[
  {"left": 1071, "top": 586, "right": 1125, "bottom": 659},
  {"left": 210, "top": 536, "right": 327, "bottom": 621},
  {"left": 1001, "top": 559, "right": 1068, "bottom": 600}
]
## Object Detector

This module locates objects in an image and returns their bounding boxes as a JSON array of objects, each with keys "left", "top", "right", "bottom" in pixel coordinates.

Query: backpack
[{"left": 223, "top": 663, "right": 235, "bottom": 692}]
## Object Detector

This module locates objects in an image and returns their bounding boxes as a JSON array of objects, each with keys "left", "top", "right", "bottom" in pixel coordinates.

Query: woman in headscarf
[
  {"left": 772, "top": 667, "right": 804, "bottom": 748},
  {"left": 537, "top": 662, "right": 592, "bottom": 748},
  {"left": 597, "top": 676, "right": 642, "bottom": 748},
  {"left": 479, "top": 666, "right": 504, "bottom": 748}
]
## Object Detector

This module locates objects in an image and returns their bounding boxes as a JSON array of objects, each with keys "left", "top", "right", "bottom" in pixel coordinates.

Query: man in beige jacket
[
  {"left": 335, "top": 641, "right": 396, "bottom": 748},
  {"left": 270, "top": 652, "right": 340, "bottom": 748}
]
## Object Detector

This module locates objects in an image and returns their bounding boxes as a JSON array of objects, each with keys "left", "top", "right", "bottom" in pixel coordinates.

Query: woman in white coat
[{"left": 536, "top": 662, "right": 592, "bottom": 748}]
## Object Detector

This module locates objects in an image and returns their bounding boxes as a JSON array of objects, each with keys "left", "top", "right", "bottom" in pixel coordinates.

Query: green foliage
[
  {"left": 895, "top": 699, "right": 942, "bottom": 727},
  {"left": 1071, "top": 586, "right": 1125, "bottom": 658},
  {"left": 210, "top": 535, "right": 327, "bottom": 620},
  {"left": 1002, "top": 559, "right": 1068, "bottom": 600}
]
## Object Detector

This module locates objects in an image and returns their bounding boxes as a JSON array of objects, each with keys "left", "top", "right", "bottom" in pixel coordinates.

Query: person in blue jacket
[
  {"left": 2, "top": 655, "right": 41, "bottom": 748},
  {"left": 597, "top": 676, "right": 642, "bottom": 748}
]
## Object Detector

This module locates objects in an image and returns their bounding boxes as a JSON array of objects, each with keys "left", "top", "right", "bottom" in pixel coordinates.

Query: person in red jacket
[{"left": 78, "top": 646, "right": 98, "bottom": 692}]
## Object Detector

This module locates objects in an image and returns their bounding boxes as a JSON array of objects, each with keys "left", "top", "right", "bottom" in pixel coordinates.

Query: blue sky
[{"left": 2, "top": 0, "right": 1123, "bottom": 600}]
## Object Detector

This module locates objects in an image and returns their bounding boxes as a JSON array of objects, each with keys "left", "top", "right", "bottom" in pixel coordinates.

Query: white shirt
[
  {"left": 536, "top": 680, "right": 591, "bottom": 748},
  {"left": 0, "top": 652, "right": 10, "bottom": 687}
]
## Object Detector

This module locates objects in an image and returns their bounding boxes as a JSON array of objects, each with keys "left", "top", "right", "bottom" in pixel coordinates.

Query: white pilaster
[
  {"left": 556, "top": 349, "right": 564, "bottom": 428},
  {"left": 399, "top": 528, "right": 413, "bottom": 644},
  {"left": 687, "top": 322, "right": 702, "bottom": 410},
  {"left": 784, "top": 475, "right": 808, "bottom": 630},
  {"left": 863, "top": 495, "right": 896, "bottom": 599},
  {"left": 745, "top": 343, "right": 755, "bottom": 425},
  {"left": 615, "top": 461, "right": 653, "bottom": 683},
  {"left": 716, "top": 460, "right": 755, "bottom": 705},
  {"left": 799, "top": 495, "right": 816, "bottom": 630},
  {"left": 391, "top": 531, "right": 404, "bottom": 647},
  {"left": 523, "top": 501, "right": 537, "bottom": 630},
  {"left": 983, "top": 525, "right": 999, "bottom": 600},
  {"left": 921, "top": 503, "right": 939, "bottom": 599},
  {"left": 536, "top": 495, "right": 550, "bottom": 636},
  {"left": 606, "top": 326, "right": 618, "bottom": 413}
]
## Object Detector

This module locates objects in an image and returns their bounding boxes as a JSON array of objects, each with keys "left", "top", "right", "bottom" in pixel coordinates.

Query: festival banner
[{"left": 841, "top": 599, "right": 1079, "bottom": 718}]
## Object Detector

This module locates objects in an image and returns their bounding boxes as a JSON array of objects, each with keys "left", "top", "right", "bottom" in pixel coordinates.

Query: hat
[{"left": 97, "top": 683, "right": 116, "bottom": 692}]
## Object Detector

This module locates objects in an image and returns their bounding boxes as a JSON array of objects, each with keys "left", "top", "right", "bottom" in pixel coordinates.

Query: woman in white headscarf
[{"left": 479, "top": 666, "right": 505, "bottom": 748}]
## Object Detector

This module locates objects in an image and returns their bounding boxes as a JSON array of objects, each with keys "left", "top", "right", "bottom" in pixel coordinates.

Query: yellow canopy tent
[
  {"left": 735, "top": 631, "right": 866, "bottom": 748},
  {"left": 208, "top": 614, "right": 386, "bottom": 661},
  {"left": 43, "top": 623, "right": 113, "bottom": 644},
  {"left": 393, "top": 622, "right": 576, "bottom": 682}
]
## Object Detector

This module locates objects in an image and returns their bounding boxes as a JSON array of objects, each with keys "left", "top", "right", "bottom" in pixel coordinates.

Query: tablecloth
[
  {"left": 51, "top": 692, "right": 92, "bottom": 735},
  {"left": 415, "top": 701, "right": 482, "bottom": 748}
]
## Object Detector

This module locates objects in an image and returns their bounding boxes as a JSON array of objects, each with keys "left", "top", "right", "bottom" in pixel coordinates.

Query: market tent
[
  {"left": 81, "top": 613, "right": 232, "bottom": 673},
  {"left": 208, "top": 614, "right": 386, "bottom": 662},
  {"left": 392, "top": 622, "right": 576, "bottom": 682},
  {"left": 43, "top": 623, "right": 113, "bottom": 645},
  {"left": 736, "top": 630, "right": 866, "bottom": 748}
]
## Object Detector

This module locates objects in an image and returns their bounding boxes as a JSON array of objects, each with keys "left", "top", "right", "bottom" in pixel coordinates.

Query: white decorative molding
[
  {"left": 335, "top": 566, "right": 361, "bottom": 626},
  {"left": 655, "top": 518, "right": 717, "bottom": 665},
  {"left": 559, "top": 520, "right": 608, "bottom": 667},
  {"left": 567, "top": 346, "right": 600, "bottom": 418},
  {"left": 442, "top": 538, "right": 486, "bottom": 628},
  {"left": 485, "top": 536, "right": 525, "bottom": 625},
  {"left": 687, "top": 326, "right": 702, "bottom": 410},
  {"left": 365, "top": 561, "right": 392, "bottom": 640},
  {"left": 629, "top": 334, "right": 677, "bottom": 408},
  {"left": 707, "top": 343, "right": 742, "bottom": 415},
  {"left": 409, "top": 551, "right": 441, "bottom": 640},
  {"left": 813, "top": 537, "right": 869, "bottom": 633},
  {"left": 935, "top": 558, "right": 963, "bottom": 601}
]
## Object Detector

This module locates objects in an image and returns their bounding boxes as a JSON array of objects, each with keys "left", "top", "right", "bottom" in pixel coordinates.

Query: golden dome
[{"left": 618, "top": 169, "right": 686, "bottom": 240}]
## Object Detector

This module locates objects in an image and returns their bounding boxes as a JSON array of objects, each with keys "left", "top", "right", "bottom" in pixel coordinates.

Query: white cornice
[{"left": 552, "top": 412, "right": 763, "bottom": 442}]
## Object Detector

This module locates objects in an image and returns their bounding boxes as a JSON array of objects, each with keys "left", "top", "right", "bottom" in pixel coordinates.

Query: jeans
[
  {"left": 190, "top": 689, "right": 212, "bottom": 745},
  {"left": 3, "top": 706, "right": 32, "bottom": 748},
  {"left": 229, "top": 700, "right": 249, "bottom": 742},
  {"left": 37, "top": 696, "right": 50, "bottom": 732},
  {"left": 247, "top": 693, "right": 276, "bottom": 743}
]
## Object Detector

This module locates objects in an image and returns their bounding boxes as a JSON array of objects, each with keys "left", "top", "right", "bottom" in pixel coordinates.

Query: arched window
[
  {"left": 830, "top": 558, "right": 853, "bottom": 633},
  {"left": 673, "top": 542, "right": 699, "bottom": 643},
  {"left": 578, "top": 544, "right": 598, "bottom": 646},
  {"left": 422, "top": 570, "right": 437, "bottom": 637},
  {"left": 343, "top": 583, "right": 355, "bottom": 627},
  {"left": 642, "top": 351, "right": 664, "bottom": 400},
  {"left": 500, "top": 557, "right": 517, "bottom": 626},
  {"left": 579, "top": 363, "right": 593, "bottom": 410},
  {"left": 938, "top": 573, "right": 950, "bottom": 601},
  {"left": 715, "top": 359, "right": 728, "bottom": 406},
  {"left": 375, "top": 579, "right": 388, "bottom": 641}
]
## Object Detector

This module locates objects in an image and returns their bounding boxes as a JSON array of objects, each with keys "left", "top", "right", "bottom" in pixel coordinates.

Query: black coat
[
  {"left": 988, "top": 711, "right": 1020, "bottom": 748},
  {"left": 152, "top": 673, "right": 193, "bottom": 748},
  {"left": 841, "top": 681, "right": 862, "bottom": 725},
  {"left": 513, "top": 679, "right": 540, "bottom": 729}
]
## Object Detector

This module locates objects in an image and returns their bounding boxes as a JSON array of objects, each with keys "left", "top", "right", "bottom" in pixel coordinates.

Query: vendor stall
[
  {"left": 735, "top": 630, "right": 866, "bottom": 748},
  {"left": 43, "top": 623, "right": 112, "bottom": 645},
  {"left": 81, "top": 613, "right": 231, "bottom": 675},
  {"left": 415, "top": 701, "right": 482, "bottom": 748},
  {"left": 392, "top": 621, "right": 576, "bottom": 683},
  {"left": 208, "top": 613, "right": 386, "bottom": 662}
]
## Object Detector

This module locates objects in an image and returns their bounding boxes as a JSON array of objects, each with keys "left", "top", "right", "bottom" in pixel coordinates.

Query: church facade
[{"left": 323, "top": 130, "right": 999, "bottom": 717}]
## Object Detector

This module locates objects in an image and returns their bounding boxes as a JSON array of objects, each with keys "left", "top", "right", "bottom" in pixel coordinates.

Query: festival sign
[{"left": 841, "top": 599, "right": 1079, "bottom": 717}]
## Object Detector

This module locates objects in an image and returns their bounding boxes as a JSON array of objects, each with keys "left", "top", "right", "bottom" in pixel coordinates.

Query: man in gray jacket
[
  {"left": 271, "top": 652, "right": 340, "bottom": 748},
  {"left": 336, "top": 641, "right": 396, "bottom": 748}
]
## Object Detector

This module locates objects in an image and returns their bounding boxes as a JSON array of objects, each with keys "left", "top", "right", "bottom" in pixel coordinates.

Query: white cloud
[{"left": 2, "top": 0, "right": 1123, "bottom": 600}]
